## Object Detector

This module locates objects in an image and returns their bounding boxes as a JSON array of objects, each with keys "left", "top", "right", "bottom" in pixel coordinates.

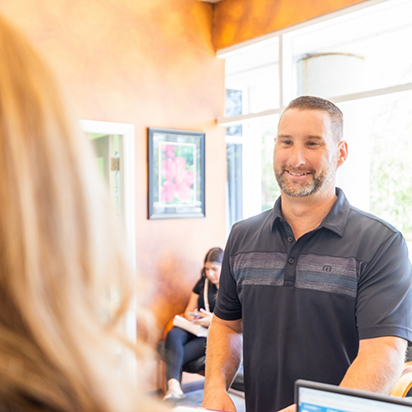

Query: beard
[{"left": 274, "top": 159, "right": 337, "bottom": 198}]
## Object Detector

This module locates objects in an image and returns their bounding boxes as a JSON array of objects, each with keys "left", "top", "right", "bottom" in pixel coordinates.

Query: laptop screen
[{"left": 295, "top": 380, "right": 412, "bottom": 412}]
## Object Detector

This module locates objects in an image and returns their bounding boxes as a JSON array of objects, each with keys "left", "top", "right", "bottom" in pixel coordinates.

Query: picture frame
[{"left": 148, "top": 128, "right": 205, "bottom": 219}]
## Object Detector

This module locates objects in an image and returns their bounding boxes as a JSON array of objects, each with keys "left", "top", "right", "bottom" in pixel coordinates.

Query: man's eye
[
  {"left": 307, "top": 141, "right": 319, "bottom": 147},
  {"left": 281, "top": 140, "right": 292, "bottom": 145}
]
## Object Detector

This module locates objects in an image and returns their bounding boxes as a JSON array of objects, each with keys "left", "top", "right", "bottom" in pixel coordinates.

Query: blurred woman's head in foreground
[{"left": 0, "top": 13, "right": 162, "bottom": 412}]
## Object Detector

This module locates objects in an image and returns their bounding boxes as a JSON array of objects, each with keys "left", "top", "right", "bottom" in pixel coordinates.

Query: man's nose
[{"left": 289, "top": 146, "right": 305, "bottom": 167}]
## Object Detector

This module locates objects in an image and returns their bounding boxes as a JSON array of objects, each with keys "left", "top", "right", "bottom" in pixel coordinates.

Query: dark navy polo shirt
[{"left": 215, "top": 188, "right": 412, "bottom": 412}]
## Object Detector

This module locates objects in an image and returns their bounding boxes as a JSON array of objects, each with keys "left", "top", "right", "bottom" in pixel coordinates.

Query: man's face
[{"left": 273, "top": 108, "right": 347, "bottom": 198}]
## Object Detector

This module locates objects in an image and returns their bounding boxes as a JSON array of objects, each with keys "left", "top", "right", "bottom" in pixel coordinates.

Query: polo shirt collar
[{"left": 271, "top": 187, "right": 350, "bottom": 237}]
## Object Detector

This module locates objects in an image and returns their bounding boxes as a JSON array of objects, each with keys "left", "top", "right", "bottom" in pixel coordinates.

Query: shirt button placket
[{"left": 284, "top": 255, "right": 297, "bottom": 286}]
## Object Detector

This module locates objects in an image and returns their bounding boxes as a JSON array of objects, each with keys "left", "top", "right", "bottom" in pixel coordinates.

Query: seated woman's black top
[{"left": 192, "top": 277, "right": 218, "bottom": 312}]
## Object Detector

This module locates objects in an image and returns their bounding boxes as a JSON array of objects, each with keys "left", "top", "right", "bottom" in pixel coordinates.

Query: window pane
[
  {"left": 225, "top": 39, "right": 279, "bottom": 115},
  {"left": 228, "top": 116, "right": 279, "bottom": 220},
  {"left": 261, "top": 117, "right": 280, "bottom": 211},
  {"left": 290, "top": 0, "right": 412, "bottom": 98},
  {"left": 338, "top": 90, "right": 412, "bottom": 241},
  {"left": 226, "top": 124, "right": 243, "bottom": 137},
  {"left": 226, "top": 142, "right": 243, "bottom": 233},
  {"left": 225, "top": 89, "right": 243, "bottom": 117}
]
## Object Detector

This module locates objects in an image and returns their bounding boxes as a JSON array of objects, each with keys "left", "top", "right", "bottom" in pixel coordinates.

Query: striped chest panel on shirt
[{"left": 229, "top": 252, "right": 358, "bottom": 298}]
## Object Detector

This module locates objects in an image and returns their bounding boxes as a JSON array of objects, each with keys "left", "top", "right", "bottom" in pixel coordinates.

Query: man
[{"left": 202, "top": 96, "right": 412, "bottom": 412}]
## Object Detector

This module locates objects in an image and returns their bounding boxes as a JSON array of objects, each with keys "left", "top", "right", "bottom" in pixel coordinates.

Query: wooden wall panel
[
  {"left": 0, "top": 0, "right": 226, "bottom": 340},
  {"left": 214, "top": 0, "right": 369, "bottom": 50}
]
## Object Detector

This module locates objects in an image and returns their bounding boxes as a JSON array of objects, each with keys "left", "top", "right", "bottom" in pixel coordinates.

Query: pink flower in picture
[
  {"left": 162, "top": 144, "right": 177, "bottom": 159},
  {"left": 161, "top": 155, "right": 194, "bottom": 202}
]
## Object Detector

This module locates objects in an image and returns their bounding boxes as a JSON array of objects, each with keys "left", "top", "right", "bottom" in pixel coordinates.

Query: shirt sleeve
[
  {"left": 357, "top": 231, "right": 412, "bottom": 343},
  {"left": 192, "top": 278, "right": 203, "bottom": 295},
  {"left": 214, "top": 229, "right": 243, "bottom": 321}
]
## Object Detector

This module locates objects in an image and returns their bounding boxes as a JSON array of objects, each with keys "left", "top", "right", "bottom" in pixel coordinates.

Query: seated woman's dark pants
[{"left": 164, "top": 327, "right": 207, "bottom": 382}]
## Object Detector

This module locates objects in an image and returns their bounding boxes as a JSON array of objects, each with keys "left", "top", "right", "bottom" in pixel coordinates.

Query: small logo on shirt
[{"left": 322, "top": 265, "right": 332, "bottom": 272}]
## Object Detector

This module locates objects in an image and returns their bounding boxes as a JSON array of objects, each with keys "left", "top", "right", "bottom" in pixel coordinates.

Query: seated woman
[
  {"left": 0, "top": 14, "right": 161, "bottom": 412},
  {"left": 163, "top": 247, "right": 224, "bottom": 400}
]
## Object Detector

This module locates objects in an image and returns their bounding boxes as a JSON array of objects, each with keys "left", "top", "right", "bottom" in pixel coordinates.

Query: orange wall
[
  {"left": 0, "top": 0, "right": 226, "bottom": 333},
  {"left": 214, "top": 0, "right": 369, "bottom": 50}
]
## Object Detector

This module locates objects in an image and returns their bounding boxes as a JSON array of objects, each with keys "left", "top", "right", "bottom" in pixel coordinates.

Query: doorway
[{"left": 80, "top": 120, "right": 137, "bottom": 374}]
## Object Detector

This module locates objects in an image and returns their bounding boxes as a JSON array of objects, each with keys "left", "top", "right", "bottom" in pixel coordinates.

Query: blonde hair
[{"left": 0, "top": 14, "right": 162, "bottom": 412}]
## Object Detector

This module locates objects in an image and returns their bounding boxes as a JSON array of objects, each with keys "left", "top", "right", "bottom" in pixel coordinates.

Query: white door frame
[
  {"left": 80, "top": 120, "right": 137, "bottom": 355},
  {"left": 80, "top": 119, "right": 136, "bottom": 271}
]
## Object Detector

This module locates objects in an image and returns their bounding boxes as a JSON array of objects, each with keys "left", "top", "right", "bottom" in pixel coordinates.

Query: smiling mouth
[{"left": 287, "top": 170, "right": 311, "bottom": 176}]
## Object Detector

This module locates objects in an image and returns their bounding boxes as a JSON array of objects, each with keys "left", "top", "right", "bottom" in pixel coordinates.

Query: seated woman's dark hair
[{"left": 201, "top": 247, "right": 223, "bottom": 278}]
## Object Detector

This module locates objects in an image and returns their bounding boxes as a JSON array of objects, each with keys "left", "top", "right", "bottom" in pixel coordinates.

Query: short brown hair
[{"left": 283, "top": 96, "right": 343, "bottom": 141}]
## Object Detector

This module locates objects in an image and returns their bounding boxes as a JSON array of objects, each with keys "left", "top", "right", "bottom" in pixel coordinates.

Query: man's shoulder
[
  {"left": 344, "top": 205, "right": 407, "bottom": 262},
  {"left": 227, "top": 209, "right": 275, "bottom": 253},
  {"left": 231, "top": 208, "right": 274, "bottom": 234},
  {"left": 348, "top": 205, "right": 401, "bottom": 237}
]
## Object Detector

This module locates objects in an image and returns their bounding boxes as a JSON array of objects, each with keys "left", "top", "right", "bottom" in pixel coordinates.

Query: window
[
  {"left": 226, "top": 142, "right": 242, "bottom": 234},
  {"left": 225, "top": 39, "right": 280, "bottom": 115},
  {"left": 220, "top": 0, "right": 412, "bottom": 245}
]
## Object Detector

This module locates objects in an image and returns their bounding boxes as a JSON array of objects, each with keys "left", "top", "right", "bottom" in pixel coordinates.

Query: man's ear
[{"left": 337, "top": 140, "right": 348, "bottom": 168}]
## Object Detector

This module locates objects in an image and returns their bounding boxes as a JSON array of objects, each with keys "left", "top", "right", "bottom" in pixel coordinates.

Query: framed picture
[{"left": 148, "top": 128, "right": 205, "bottom": 219}]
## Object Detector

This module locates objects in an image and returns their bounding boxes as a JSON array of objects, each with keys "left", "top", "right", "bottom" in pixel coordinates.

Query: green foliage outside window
[
  {"left": 369, "top": 97, "right": 412, "bottom": 241},
  {"left": 261, "top": 126, "right": 280, "bottom": 212}
]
